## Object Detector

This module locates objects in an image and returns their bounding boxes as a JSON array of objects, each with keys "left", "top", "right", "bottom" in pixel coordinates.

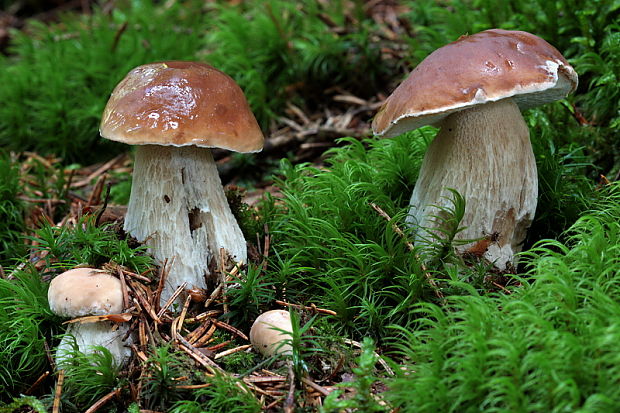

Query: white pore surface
[
  {"left": 124, "top": 145, "right": 247, "bottom": 307},
  {"left": 407, "top": 99, "right": 538, "bottom": 269},
  {"left": 55, "top": 322, "right": 132, "bottom": 368}
]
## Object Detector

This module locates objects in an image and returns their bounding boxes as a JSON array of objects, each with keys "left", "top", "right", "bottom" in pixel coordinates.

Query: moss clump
[
  {"left": 0, "top": 152, "right": 27, "bottom": 265},
  {"left": 0, "top": 269, "right": 55, "bottom": 400},
  {"left": 0, "top": 0, "right": 207, "bottom": 163},
  {"left": 387, "top": 183, "right": 620, "bottom": 412}
]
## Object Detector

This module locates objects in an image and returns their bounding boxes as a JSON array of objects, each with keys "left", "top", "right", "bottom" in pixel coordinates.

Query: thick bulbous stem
[
  {"left": 407, "top": 99, "right": 537, "bottom": 269},
  {"left": 125, "top": 145, "right": 247, "bottom": 307}
]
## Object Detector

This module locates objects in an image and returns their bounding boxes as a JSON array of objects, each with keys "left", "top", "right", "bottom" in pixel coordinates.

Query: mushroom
[
  {"left": 372, "top": 29, "right": 577, "bottom": 269},
  {"left": 99, "top": 61, "right": 264, "bottom": 306},
  {"left": 48, "top": 267, "right": 132, "bottom": 367},
  {"left": 249, "top": 310, "right": 293, "bottom": 357}
]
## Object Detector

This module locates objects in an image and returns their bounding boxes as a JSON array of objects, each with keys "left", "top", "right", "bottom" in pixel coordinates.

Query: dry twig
[
  {"left": 276, "top": 300, "right": 337, "bottom": 316},
  {"left": 84, "top": 387, "right": 122, "bottom": 413},
  {"left": 284, "top": 362, "right": 296, "bottom": 413},
  {"left": 52, "top": 370, "right": 65, "bottom": 413}
]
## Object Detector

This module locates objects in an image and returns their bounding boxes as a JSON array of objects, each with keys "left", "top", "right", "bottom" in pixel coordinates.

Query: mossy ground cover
[
  {"left": 387, "top": 184, "right": 620, "bottom": 411},
  {"left": 0, "top": 0, "right": 618, "bottom": 411}
]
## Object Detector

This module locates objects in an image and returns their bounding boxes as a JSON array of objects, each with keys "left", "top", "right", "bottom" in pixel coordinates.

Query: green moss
[
  {"left": 57, "top": 347, "right": 124, "bottom": 412},
  {"left": 386, "top": 183, "right": 620, "bottom": 412},
  {"left": 140, "top": 345, "right": 189, "bottom": 411},
  {"left": 0, "top": 0, "right": 207, "bottom": 163},
  {"left": 0, "top": 0, "right": 618, "bottom": 410},
  {"left": 0, "top": 0, "right": 391, "bottom": 163},
  {"left": 322, "top": 337, "right": 387, "bottom": 412},
  {"left": 0, "top": 395, "right": 46, "bottom": 413},
  {"left": 169, "top": 373, "right": 261, "bottom": 413},
  {"left": 264, "top": 132, "right": 434, "bottom": 338},
  {"left": 225, "top": 264, "right": 276, "bottom": 330},
  {"left": 0, "top": 268, "right": 55, "bottom": 400},
  {"left": 204, "top": 0, "right": 389, "bottom": 127},
  {"left": 29, "top": 215, "right": 152, "bottom": 273},
  {"left": 0, "top": 152, "right": 27, "bottom": 265},
  {"left": 402, "top": 0, "right": 618, "bottom": 176},
  {"left": 262, "top": 119, "right": 596, "bottom": 338}
]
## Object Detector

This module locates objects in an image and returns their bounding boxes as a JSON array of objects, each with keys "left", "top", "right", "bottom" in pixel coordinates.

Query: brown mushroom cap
[
  {"left": 249, "top": 310, "right": 293, "bottom": 357},
  {"left": 100, "top": 61, "right": 264, "bottom": 153},
  {"left": 372, "top": 29, "right": 578, "bottom": 138},
  {"left": 48, "top": 268, "right": 123, "bottom": 317}
]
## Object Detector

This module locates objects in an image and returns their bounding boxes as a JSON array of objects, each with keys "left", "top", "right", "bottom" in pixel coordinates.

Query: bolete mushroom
[
  {"left": 372, "top": 29, "right": 577, "bottom": 268},
  {"left": 100, "top": 61, "right": 264, "bottom": 306},
  {"left": 249, "top": 310, "right": 293, "bottom": 357},
  {"left": 48, "top": 267, "right": 132, "bottom": 367}
]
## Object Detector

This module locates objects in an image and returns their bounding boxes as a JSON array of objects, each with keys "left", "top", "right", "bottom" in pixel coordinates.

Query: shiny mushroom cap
[
  {"left": 100, "top": 61, "right": 264, "bottom": 153},
  {"left": 48, "top": 268, "right": 123, "bottom": 317},
  {"left": 249, "top": 310, "right": 293, "bottom": 357},
  {"left": 372, "top": 29, "right": 578, "bottom": 138}
]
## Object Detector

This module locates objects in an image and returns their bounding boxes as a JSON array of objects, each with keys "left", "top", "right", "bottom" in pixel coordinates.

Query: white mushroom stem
[
  {"left": 406, "top": 99, "right": 537, "bottom": 269},
  {"left": 124, "top": 145, "right": 247, "bottom": 306},
  {"left": 56, "top": 322, "right": 132, "bottom": 368}
]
